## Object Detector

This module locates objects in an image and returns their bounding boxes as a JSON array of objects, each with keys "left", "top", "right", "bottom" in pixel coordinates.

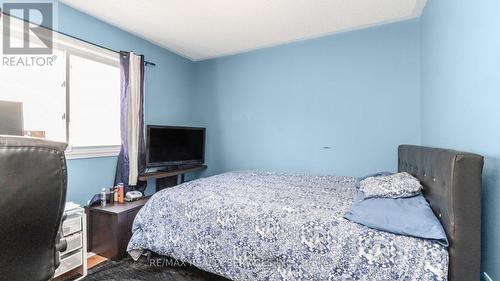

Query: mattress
[{"left": 128, "top": 171, "right": 448, "bottom": 280}]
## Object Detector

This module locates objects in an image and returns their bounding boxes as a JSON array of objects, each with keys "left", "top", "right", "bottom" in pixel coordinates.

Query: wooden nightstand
[{"left": 87, "top": 197, "right": 149, "bottom": 261}]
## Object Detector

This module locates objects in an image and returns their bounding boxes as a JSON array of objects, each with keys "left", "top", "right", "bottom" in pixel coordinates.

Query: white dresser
[{"left": 53, "top": 203, "right": 87, "bottom": 280}]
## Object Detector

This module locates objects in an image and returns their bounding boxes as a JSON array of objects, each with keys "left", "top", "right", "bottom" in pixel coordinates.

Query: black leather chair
[{"left": 0, "top": 136, "right": 68, "bottom": 281}]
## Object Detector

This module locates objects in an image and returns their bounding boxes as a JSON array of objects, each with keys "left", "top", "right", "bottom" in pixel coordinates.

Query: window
[
  {"left": 0, "top": 15, "right": 121, "bottom": 159},
  {"left": 0, "top": 46, "right": 67, "bottom": 142},
  {"left": 68, "top": 54, "right": 120, "bottom": 147}
]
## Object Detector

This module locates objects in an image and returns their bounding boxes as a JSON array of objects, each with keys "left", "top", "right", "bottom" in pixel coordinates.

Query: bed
[{"left": 128, "top": 145, "right": 483, "bottom": 281}]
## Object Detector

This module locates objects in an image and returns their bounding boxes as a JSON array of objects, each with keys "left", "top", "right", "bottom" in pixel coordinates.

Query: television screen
[{"left": 146, "top": 126, "right": 205, "bottom": 167}]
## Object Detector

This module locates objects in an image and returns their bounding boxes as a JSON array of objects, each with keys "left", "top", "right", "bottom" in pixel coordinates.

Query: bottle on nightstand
[
  {"left": 117, "top": 183, "right": 125, "bottom": 204},
  {"left": 114, "top": 186, "right": 118, "bottom": 203},
  {"left": 100, "top": 188, "right": 107, "bottom": 207},
  {"left": 109, "top": 187, "right": 115, "bottom": 204}
]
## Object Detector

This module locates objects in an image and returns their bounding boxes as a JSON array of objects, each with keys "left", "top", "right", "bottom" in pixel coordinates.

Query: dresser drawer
[
  {"left": 60, "top": 232, "right": 82, "bottom": 256},
  {"left": 54, "top": 249, "right": 83, "bottom": 277},
  {"left": 62, "top": 215, "right": 82, "bottom": 236}
]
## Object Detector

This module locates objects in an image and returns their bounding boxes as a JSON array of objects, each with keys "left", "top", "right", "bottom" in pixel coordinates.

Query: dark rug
[{"left": 83, "top": 256, "right": 230, "bottom": 281}]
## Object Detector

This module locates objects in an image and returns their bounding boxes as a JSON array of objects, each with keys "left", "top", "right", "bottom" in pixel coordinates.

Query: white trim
[
  {"left": 189, "top": 9, "right": 426, "bottom": 62},
  {"left": 484, "top": 272, "right": 494, "bottom": 281},
  {"left": 65, "top": 145, "right": 120, "bottom": 160},
  {"left": 54, "top": 33, "right": 119, "bottom": 67}
]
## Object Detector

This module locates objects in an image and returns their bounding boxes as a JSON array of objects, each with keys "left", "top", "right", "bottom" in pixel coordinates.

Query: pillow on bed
[
  {"left": 359, "top": 172, "right": 422, "bottom": 199},
  {"left": 344, "top": 191, "right": 448, "bottom": 246},
  {"left": 355, "top": 171, "right": 393, "bottom": 189},
  {"left": 358, "top": 171, "right": 394, "bottom": 181}
]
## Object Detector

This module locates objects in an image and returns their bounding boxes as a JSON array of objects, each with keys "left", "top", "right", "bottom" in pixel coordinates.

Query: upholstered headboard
[{"left": 398, "top": 145, "right": 483, "bottom": 281}]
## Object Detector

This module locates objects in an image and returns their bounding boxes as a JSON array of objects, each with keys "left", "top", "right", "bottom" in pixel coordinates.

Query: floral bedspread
[{"left": 128, "top": 171, "right": 448, "bottom": 281}]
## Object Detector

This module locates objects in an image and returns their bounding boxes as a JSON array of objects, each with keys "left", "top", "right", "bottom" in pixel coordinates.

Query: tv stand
[
  {"left": 138, "top": 164, "right": 207, "bottom": 192},
  {"left": 155, "top": 164, "right": 197, "bottom": 173}
]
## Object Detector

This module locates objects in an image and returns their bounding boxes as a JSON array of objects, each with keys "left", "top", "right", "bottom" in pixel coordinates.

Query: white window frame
[
  {"left": 60, "top": 36, "right": 121, "bottom": 159},
  {"left": 4, "top": 14, "right": 122, "bottom": 159},
  {"left": 65, "top": 145, "right": 121, "bottom": 160}
]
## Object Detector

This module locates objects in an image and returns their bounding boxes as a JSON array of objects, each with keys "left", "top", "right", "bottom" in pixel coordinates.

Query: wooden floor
[
  {"left": 87, "top": 255, "right": 108, "bottom": 269},
  {"left": 53, "top": 254, "right": 108, "bottom": 281}
]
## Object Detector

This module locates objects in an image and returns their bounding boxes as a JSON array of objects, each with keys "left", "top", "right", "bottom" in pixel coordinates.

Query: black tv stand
[{"left": 139, "top": 164, "right": 207, "bottom": 192}]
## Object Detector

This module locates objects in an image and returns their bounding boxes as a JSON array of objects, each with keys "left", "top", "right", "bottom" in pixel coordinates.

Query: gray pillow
[
  {"left": 359, "top": 172, "right": 422, "bottom": 199},
  {"left": 344, "top": 191, "right": 448, "bottom": 246},
  {"left": 355, "top": 171, "right": 393, "bottom": 189},
  {"left": 358, "top": 171, "right": 394, "bottom": 181}
]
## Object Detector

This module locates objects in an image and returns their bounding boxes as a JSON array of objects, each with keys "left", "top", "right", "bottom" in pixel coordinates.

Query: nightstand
[{"left": 87, "top": 197, "right": 149, "bottom": 260}]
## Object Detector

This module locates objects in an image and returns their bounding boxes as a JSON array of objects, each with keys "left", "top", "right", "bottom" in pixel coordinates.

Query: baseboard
[{"left": 484, "top": 272, "right": 493, "bottom": 281}]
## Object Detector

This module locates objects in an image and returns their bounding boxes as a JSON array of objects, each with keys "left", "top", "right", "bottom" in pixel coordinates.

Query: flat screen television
[{"left": 146, "top": 125, "right": 205, "bottom": 167}]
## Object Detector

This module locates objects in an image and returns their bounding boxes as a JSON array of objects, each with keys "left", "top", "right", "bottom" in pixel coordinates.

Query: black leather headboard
[{"left": 398, "top": 145, "right": 483, "bottom": 281}]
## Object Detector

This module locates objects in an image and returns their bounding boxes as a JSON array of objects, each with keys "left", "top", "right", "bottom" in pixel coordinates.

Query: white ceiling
[{"left": 60, "top": 0, "right": 427, "bottom": 61}]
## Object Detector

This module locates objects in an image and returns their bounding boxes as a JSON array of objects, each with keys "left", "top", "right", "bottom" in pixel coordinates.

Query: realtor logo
[{"left": 2, "top": 1, "right": 53, "bottom": 54}]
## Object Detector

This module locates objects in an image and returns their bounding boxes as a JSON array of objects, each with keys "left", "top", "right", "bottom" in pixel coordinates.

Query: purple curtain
[{"left": 115, "top": 51, "right": 147, "bottom": 193}]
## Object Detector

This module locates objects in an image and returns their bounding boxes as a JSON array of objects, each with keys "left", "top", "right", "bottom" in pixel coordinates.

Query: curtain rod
[
  {"left": 59, "top": 32, "right": 157, "bottom": 67},
  {"left": 0, "top": 11, "right": 156, "bottom": 67}
]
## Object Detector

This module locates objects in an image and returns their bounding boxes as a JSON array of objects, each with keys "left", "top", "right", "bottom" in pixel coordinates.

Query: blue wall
[
  {"left": 10, "top": 1, "right": 497, "bottom": 277},
  {"left": 192, "top": 20, "right": 421, "bottom": 177},
  {"left": 56, "top": 4, "right": 195, "bottom": 205},
  {"left": 53, "top": 3, "right": 498, "bottom": 278},
  {"left": 420, "top": 1, "right": 500, "bottom": 280}
]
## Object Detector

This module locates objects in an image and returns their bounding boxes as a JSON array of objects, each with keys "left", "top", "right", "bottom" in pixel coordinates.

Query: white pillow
[{"left": 359, "top": 172, "right": 422, "bottom": 199}]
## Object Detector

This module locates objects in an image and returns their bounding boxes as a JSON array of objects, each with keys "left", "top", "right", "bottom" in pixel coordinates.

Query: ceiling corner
[{"left": 411, "top": 0, "right": 428, "bottom": 18}]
